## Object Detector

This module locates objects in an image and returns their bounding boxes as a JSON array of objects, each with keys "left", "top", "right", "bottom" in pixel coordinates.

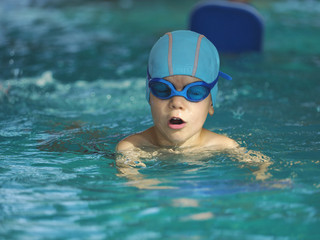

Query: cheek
[
  {"left": 150, "top": 99, "right": 165, "bottom": 122},
  {"left": 195, "top": 100, "right": 210, "bottom": 113},
  {"left": 190, "top": 102, "right": 210, "bottom": 122},
  {"left": 150, "top": 106, "right": 160, "bottom": 121},
  {"left": 149, "top": 94, "right": 162, "bottom": 107}
]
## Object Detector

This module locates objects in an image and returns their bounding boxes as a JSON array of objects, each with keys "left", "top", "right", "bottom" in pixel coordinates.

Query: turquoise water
[{"left": 1, "top": 0, "right": 319, "bottom": 239}]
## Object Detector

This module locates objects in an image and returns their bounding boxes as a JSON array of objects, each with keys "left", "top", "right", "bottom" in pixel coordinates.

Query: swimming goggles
[{"left": 148, "top": 71, "right": 232, "bottom": 102}]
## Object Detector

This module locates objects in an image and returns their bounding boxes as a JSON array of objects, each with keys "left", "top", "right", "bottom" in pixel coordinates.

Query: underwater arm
[
  {"left": 116, "top": 150, "right": 174, "bottom": 189},
  {"left": 230, "top": 147, "right": 272, "bottom": 181}
]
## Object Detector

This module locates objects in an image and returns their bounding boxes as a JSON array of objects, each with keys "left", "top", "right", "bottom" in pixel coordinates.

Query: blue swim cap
[{"left": 146, "top": 30, "right": 230, "bottom": 106}]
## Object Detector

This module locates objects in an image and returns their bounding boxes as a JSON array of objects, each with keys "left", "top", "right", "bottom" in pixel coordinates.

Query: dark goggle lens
[
  {"left": 150, "top": 82, "right": 171, "bottom": 98},
  {"left": 187, "top": 85, "right": 209, "bottom": 101}
]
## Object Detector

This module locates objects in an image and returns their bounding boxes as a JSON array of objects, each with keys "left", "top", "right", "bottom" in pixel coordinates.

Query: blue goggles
[{"left": 148, "top": 72, "right": 232, "bottom": 102}]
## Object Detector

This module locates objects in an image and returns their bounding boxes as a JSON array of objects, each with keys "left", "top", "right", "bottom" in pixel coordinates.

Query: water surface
[{"left": 1, "top": 0, "right": 319, "bottom": 239}]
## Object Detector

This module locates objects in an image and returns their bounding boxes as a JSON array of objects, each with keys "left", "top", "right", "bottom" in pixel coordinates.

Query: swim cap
[{"left": 146, "top": 30, "right": 229, "bottom": 106}]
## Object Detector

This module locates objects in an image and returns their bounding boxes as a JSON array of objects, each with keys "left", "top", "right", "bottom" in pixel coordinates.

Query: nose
[{"left": 168, "top": 96, "right": 186, "bottom": 110}]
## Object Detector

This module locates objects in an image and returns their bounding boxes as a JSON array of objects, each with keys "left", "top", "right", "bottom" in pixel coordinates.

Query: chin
[{"left": 165, "top": 131, "right": 193, "bottom": 147}]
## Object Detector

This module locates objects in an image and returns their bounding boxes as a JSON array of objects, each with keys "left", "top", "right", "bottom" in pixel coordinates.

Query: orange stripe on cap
[
  {"left": 166, "top": 32, "right": 173, "bottom": 75},
  {"left": 192, "top": 35, "right": 204, "bottom": 77}
]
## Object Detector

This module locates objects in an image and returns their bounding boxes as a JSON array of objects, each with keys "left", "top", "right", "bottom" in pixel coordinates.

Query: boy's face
[{"left": 149, "top": 75, "right": 214, "bottom": 147}]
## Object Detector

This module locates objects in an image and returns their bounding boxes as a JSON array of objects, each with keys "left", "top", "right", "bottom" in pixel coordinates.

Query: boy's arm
[
  {"left": 116, "top": 130, "right": 174, "bottom": 189},
  {"left": 116, "top": 150, "right": 175, "bottom": 189},
  {"left": 229, "top": 147, "right": 272, "bottom": 181}
]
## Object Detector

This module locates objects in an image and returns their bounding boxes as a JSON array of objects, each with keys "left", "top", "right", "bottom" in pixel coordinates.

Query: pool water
[{"left": 1, "top": 0, "right": 319, "bottom": 239}]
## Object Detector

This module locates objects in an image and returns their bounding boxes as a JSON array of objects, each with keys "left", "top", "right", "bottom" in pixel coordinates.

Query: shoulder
[
  {"left": 202, "top": 129, "right": 239, "bottom": 150},
  {"left": 116, "top": 137, "right": 136, "bottom": 152},
  {"left": 116, "top": 128, "right": 154, "bottom": 152}
]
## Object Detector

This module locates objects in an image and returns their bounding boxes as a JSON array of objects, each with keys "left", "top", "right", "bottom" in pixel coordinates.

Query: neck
[{"left": 150, "top": 126, "right": 203, "bottom": 150}]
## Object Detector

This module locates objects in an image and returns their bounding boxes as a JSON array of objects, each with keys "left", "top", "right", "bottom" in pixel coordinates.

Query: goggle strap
[
  {"left": 147, "top": 67, "right": 151, "bottom": 81},
  {"left": 219, "top": 71, "right": 232, "bottom": 80}
]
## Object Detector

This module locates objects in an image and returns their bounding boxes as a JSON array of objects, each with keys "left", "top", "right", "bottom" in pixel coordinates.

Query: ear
[{"left": 208, "top": 102, "right": 214, "bottom": 116}]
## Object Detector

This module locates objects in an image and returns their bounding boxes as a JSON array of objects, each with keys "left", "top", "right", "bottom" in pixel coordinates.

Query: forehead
[{"left": 163, "top": 75, "right": 202, "bottom": 87}]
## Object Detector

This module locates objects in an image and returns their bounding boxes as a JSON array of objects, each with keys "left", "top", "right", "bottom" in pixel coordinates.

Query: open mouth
[
  {"left": 169, "top": 117, "right": 185, "bottom": 125},
  {"left": 168, "top": 117, "right": 186, "bottom": 129}
]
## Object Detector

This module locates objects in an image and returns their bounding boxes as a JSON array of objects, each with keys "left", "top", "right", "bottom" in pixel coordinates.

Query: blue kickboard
[{"left": 189, "top": 0, "right": 264, "bottom": 53}]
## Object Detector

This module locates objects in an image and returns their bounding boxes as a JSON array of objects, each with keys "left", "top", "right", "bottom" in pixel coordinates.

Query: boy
[{"left": 117, "top": 30, "right": 238, "bottom": 152}]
